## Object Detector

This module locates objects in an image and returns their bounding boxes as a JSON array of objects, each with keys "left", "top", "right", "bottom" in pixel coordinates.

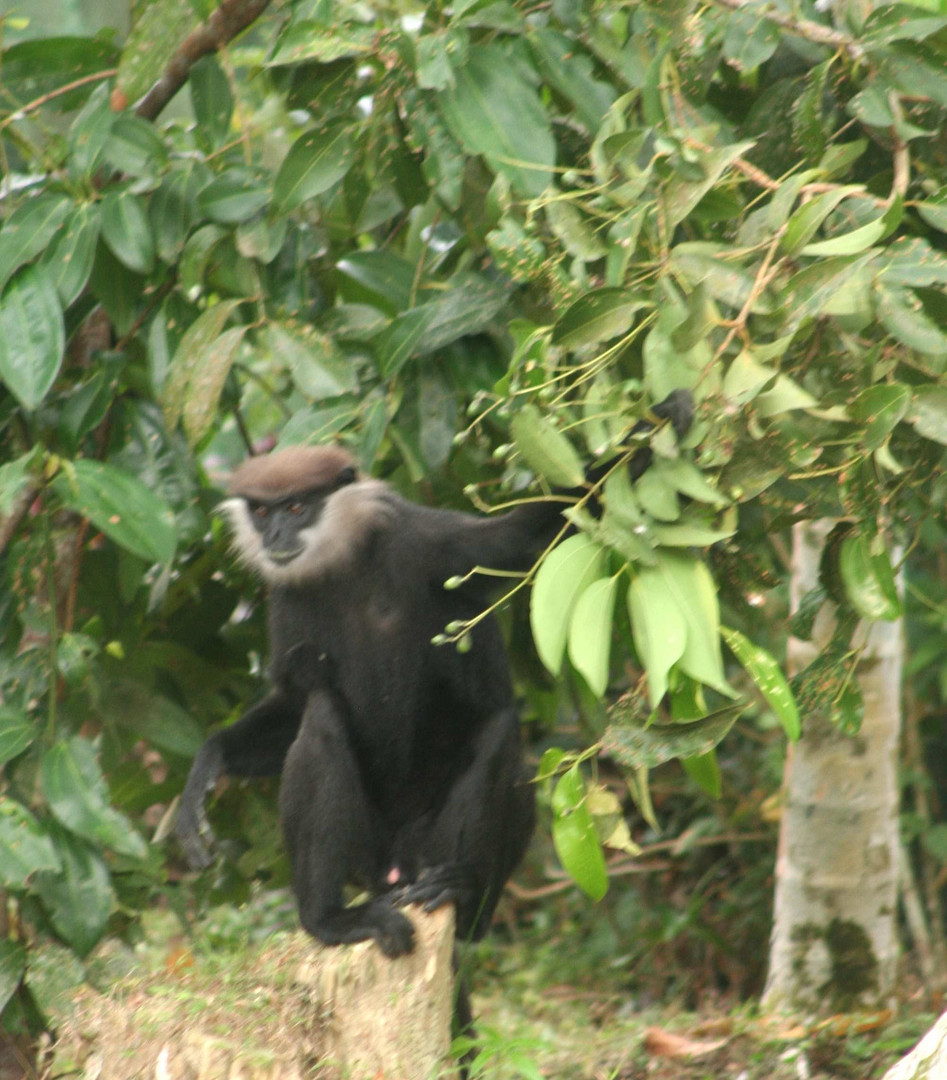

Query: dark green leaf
[
  {"left": 839, "top": 533, "right": 902, "bottom": 621},
  {"left": 0, "top": 265, "right": 65, "bottom": 411},
  {"left": 875, "top": 285, "right": 947, "bottom": 355},
  {"left": 0, "top": 940, "right": 26, "bottom": 1015},
  {"left": 67, "top": 84, "right": 116, "bottom": 181},
  {"left": 681, "top": 752, "right": 722, "bottom": 798},
  {"left": 439, "top": 44, "right": 555, "bottom": 198},
  {"left": 849, "top": 383, "right": 911, "bottom": 450},
  {"left": 0, "top": 797, "right": 60, "bottom": 889},
  {"left": 337, "top": 250, "right": 417, "bottom": 314},
  {"left": 190, "top": 55, "right": 233, "bottom": 147},
  {"left": 0, "top": 36, "right": 118, "bottom": 112},
  {"left": 41, "top": 202, "right": 101, "bottom": 306},
  {"left": 198, "top": 170, "right": 269, "bottom": 224},
  {"left": 0, "top": 708, "right": 34, "bottom": 766},
  {"left": 272, "top": 124, "right": 356, "bottom": 215},
  {"left": 0, "top": 194, "right": 70, "bottom": 293},
  {"left": 117, "top": 0, "right": 198, "bottom": 104},
  {"left": 35, "top": 828, "right": 112, "bottom": 956},
  {"left": 722, "top": 8, "right": 779, "bottom": 70},
  {"left": 602, "top": 704, "right": 745, "bottom": 769},
  {"left": 100, "top": 191, "right": 156, "bottom": 275},
  {"left": 104, "top": 115, "right": 169, "bottom": 179},
  {"left": 529, "top": 29, "right": 615, "bottom": 132},
  {"left": 53, "top": 459, "right": 177, "bottom": 565},
  {"left": 265, "top": 322, "right": 357, "bottom": 401},
  {"left": 553, "top": 289, "right": 645, "bottom": 348},
  {"left": 40, "top": 737, "right": 147, "bottom": 859}
]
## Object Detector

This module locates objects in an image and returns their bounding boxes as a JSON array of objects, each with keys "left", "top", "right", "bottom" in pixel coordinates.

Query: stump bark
[{"left": 52, "top": 906, "right": 458, "bottom": 1080}]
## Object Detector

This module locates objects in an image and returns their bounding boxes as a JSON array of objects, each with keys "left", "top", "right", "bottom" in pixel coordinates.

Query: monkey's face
[{"left": 221, "top": 459, "right": 393, "bottom": 586}]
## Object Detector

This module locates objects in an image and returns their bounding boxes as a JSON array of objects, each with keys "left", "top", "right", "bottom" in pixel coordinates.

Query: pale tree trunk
[{"left": 763, "top": 521, "right": 902, "bottom": 1013}]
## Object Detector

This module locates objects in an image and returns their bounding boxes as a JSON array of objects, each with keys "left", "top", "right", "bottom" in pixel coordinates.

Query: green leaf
[
  {"left": 100, "top": 191, "right": 156, "bottom": 275},
  {"left": 438, "top": 44, "right": 555, "bottom": 198},
  {"left": 602, "top": 704, "right": 745, "bottom": 769},
  {"left": 67, "top": 84, "right": 116, "bottom": 180},
  {"left": 0, "top": 193, "right": 70, "bottom": 293},
  {"left": 0, "top": 708, "right": 34, "bottom": 766},
  {"left": 0, "top": 448, "right": 40, "bottom": 517},
  {"left": 41, "top": 202, "right": 101, "bottom": 306},
  {"left": 781, "top": 186, "right": 864, "bottom": 254},
  {"left": 416, "top": 32, "right": 456, "bottom": 91},
  {"left": 664, "top": 141, "right": 755, "bottom": 226},
  {"left": 721, "top": 626, "right": 800, "bottom": 741},
  {"left": 530, "top": 534, "right": 606, "bottom": 676},
  {"left": 529, "top": 29, "right": 615, "bottom": 132},
  {"left": 150, "top": 167, "right": 206, "bottom": 263},
  {"left": 40, "top": 737, "right": 147, "bottom": 859},
  {"left": 272, "top": 124, "right": 356, "bottom": 215},
  {"left": 198, "top": 170, "right": 269, "bottom": 224},
  {"left": 551, "top": 767, "right": 608, "bottom": 901},
  {"left": 54, "top": 459, "right": 177, "bottom": 565},
  {"left": 0, "top": 797, "right": 60, "bottom": 889},
  {"left": 552, "top": 288, "right": 645, "bottom": 348},
  {"left": 162, "top": 300, "right": 242, "bottom": 431},
  {"left": 1, "top": 36, "right": 118, "bottom": 113},
  {"left": 655, "top": 459, "right": 729, "bottom": 508},
  {"left": 839, "top": 534, "right": 902, "bottom": 621},
  {"left": 755, "top": 375, "right": 818, "bottom": 417},
  {"left": 181, "top": 325, "right": 247, "bottom": 446},
  {"left": 116, "top": 0, "right": 198, "bottom": 104},
  {"left": 264, "top": 322, "right": 355, "bottom": 401},
  {"left": 849, "top": 383, "right": 911, "bottom": 450},
  {"left": 512, "top": 406, "right": 585, "bottom": 488},
  {"left": 34, "top": 827, "right": 112, "bottom": 956},
  {"left": 0, "top": 265, "right": 65, "bottom": 410},
  {"left": 568, "top": 576, "right": 618, "bottom": 697},
  {"left": 722, "top": 7, "right": 779, "bottom": 70},
  {"left": 627, "top": 569, "right": 687, "bottom": 708},
  {"left": 336, "top": 250, "right": 417, "bottom": 315},
  {"left": 800, "top": 196, "right": 901, "bottom": 257},
  {"left": 917, "top": 188, "right": 947, "bottom": 233},
  {"left": 104, "top": 115, "right": 169, "bottom": 179},
  {"left": 876, "top": 285, "right": 947, "bottom": 355},
  {"left": 681, "top": 751, "right": 722, "bottom": 798},
  {"left": 0, "top": 940, "right": 26, "bottom": 1015},
  {"left": 545, "top": 199, "right": 607, "bottom": 261},
  {"left": 190, "top": 55, "right": 233, "bottom": 147},
  {"left": 909, "top": 386, "right": 947, "bottom": 445}
]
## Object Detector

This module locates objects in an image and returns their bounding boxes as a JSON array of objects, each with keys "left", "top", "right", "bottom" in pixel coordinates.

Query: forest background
[{"left": 1, "top": 0, "right": 947, "bottom": 1076}]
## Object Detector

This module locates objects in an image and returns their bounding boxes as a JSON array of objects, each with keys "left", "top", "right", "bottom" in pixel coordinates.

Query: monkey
[{"left": 175, "top": 390, "right": 693, "bottom": 963}]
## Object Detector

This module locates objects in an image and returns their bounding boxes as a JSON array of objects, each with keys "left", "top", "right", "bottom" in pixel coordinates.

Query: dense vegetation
[{"left": 1, "top": 0, "right": 946, "bottom": 1062}]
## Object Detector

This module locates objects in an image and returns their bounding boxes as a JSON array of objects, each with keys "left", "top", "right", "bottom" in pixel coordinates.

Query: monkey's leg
[
  {"left": 281, "top": 690, "right": 415, "bottom": 958},
  {"left": 398, "top": 707, "right": 535, "bottom": 941},
  {"left": 176, "top": 691, "right": 302, "bottom": 868}
]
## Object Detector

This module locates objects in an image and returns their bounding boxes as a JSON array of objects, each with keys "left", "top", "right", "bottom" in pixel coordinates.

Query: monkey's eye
[
  {"left": 252, "top": 503, "right": 269, "bottom": 520},
  {"left": 287, "top": 502, "right": 305, "bottom": 515}
]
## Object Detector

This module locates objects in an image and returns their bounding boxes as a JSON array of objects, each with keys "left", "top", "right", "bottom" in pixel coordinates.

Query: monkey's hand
[
  {"left": 395, "top": 864, "right": 476, "bottom": 915},
  {"left": 174, "top": 738, "right": 223, "bottom": 870}
]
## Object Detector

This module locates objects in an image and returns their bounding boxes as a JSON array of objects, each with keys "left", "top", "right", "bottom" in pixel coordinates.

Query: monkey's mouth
[{"left": 268, "top": 548, "right": 303, "bottom": 566}]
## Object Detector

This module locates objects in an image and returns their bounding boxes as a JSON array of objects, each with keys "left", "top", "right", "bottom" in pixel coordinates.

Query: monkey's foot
[{"left": 395, "top": 865, "right": 473, "bottom": 914}]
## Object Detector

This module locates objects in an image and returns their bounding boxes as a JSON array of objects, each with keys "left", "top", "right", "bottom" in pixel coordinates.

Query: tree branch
[{"left": 134, "top": 0, "right": 273, "bottom": 122}]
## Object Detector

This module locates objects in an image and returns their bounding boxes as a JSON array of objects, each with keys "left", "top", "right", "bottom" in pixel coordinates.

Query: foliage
[{"left": 1, "top": 0, "right": 946, "bottom": 1036}]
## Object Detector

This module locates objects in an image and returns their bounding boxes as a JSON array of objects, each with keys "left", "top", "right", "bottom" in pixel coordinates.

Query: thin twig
[
  {"left": 711, "top": 0, "right": 864, "bottom": 61},
  {"left": 0, "top": 69, "right": 117, "bottom": 132}
]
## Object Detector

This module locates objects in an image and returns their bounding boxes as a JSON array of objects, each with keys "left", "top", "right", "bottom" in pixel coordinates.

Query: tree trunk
[
  {"left": 762, "top": 521, "right": 902, "bottom": 1013},
  {"left": 52, "top": 906, "right": 458, "bottom": 1079}
]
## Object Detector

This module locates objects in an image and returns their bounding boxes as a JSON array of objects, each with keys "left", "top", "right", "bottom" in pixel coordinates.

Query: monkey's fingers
[{"left": 174, "top": 803, "right": 217, "bottom": 870}]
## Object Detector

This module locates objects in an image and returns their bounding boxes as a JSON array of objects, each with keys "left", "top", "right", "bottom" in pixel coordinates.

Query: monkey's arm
[
  {"left": 434, "top": 389, "right": 694, "bottom": 582},
  {"left": 175, "top": 690, "right": 302, "bottom": 868}
]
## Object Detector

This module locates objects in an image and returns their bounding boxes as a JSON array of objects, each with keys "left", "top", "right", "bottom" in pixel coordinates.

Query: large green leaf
[
  {"left": 603, "top": 704, "right": 745, "bottom": 769},
  {"left": 273, "top": 124, "right": 356, "bottom": 215},
  {"left": 0, "top": 940, "right": 27, "bottom": 1015},
  {"left": 839, "top": 533, "right": 902, "bottom": 621},
  {"left": 40, "top": 737, "right": 147, "bottom": 859},
  {"left": 198, "top": 170, "right": 269, "bottom": 224},
  {"left": 265, "top": 322, "right": 357, "bottom": 401},
  {"left": 512, "top": 406, "right": 585, "bottom": 488},
  {"left": 0, "top": 797, "right": 60, "bottom": 889},
  {"left": 568, "top": 575, "right": 619, "bottom": 697},
  {"left": 551, "top": 766, "right": 608, "bottom": 901},
  {"left": 627, "top": 569, "right": 688, "bottom": 708},
  {"left": 0, "top": 265, "right": 65, "bottom": 411},
  {"left": 100, "top": 191, "right": 156, "bottom": 275},
  {"left": 438, "top": 44, "right": 555, "bottom": 197},
  {"left": 530, "top": 534, "right": 606, "bottom": 676},
  {"left": 41, "top": 202, "right": 101, "bottom": 306},
  {"left": 909, "top": 386, "right": 947, "bottom": 445},
  {"left": 116, "top": 0, "right": 198, "bottom": 104},
  {"left": 54, "top": 459, "right": 177, "bottom": 565},
  {"left": 552, "top": 289, "right": 646, "bottom": 349},
  {"left": 0, "top": 193, "right": 70, "bottom": 293},
  {"left": 0, "top": 708, "right": 34, "bottom": 766},
  {"left": 34, "top": 827, "right": 112, "bottom": 957}
]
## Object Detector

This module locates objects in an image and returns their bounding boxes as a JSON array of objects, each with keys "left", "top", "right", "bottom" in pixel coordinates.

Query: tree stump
[{"left": 52, "top": 906, "right": 458, "bottom": 1079}]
